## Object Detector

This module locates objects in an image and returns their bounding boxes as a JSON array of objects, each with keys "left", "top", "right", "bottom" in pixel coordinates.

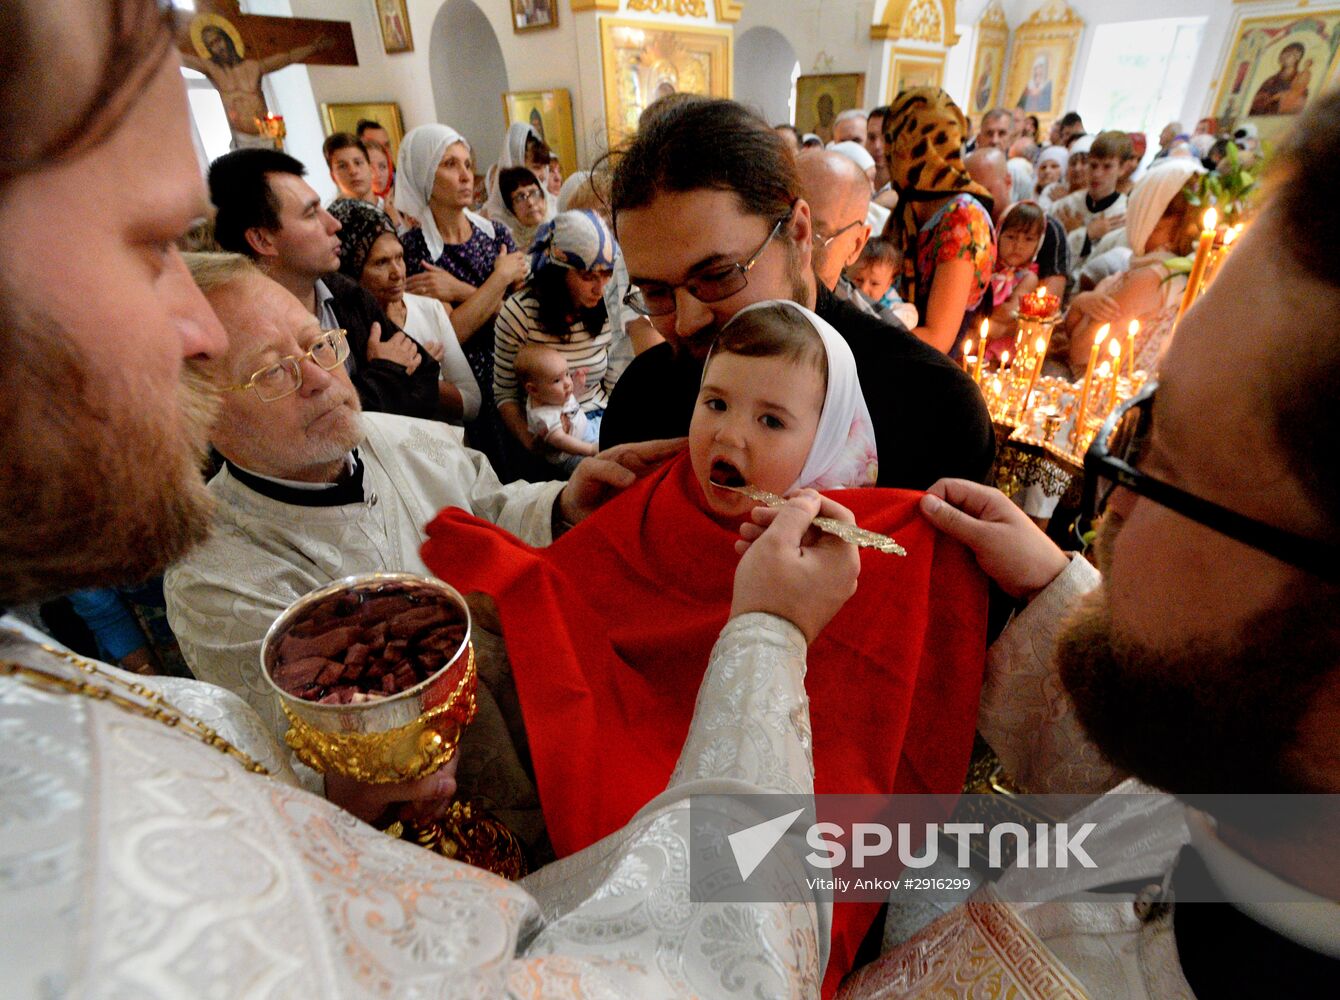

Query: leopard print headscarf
[{"left": 882, "top": 87, "right": 994, "bottom": 302}]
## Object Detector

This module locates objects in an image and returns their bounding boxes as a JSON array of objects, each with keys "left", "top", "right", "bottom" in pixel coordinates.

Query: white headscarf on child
[
  {"left": 396, "top": 124, "right": 495, "bottom": 260},
  {"left": 722, "top": 300, "right": 879, "bottom": 492}
]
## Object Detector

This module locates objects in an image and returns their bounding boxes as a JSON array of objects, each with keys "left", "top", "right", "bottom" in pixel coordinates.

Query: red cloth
[{"left": 421, "top": 452, "right": 988, "bottom": 992}]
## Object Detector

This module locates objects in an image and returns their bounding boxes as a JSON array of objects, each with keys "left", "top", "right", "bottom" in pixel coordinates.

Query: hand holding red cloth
[{"left": 421, "top": 451, "right": 988, "bottom": 990}]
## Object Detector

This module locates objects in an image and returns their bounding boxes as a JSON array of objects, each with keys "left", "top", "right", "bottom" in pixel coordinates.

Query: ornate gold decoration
[
  {"left": 968, "top": 1, "right": 1010, "bottom": 114},
  {"left": 189, "top": 12, "right": 246, "bottom": 61},
  {"left": 281, "top": 645, "right": 478, "bottom": 783},
  {"left": 980, "top": 0, "right": 1008, "bottom": 29},
  {"left": 599, "top": 17, "right": 732, "bottom": 147},
  {"left": 1002, "top": 0, "right": 1084, "bottom": 134},
  {"left": 0, "top": 639, "right": 271, "bottom": 776},
  {"left": 870, "top": 0, "right": 955, "bottom": 45},
  {"left": 628, "top": 0, "right": 708, "bottom": 16},
  {"left": 570, "top": 0, "right": 619, "bottom": 11},
  {"left": 389, "top": 799, "right": 530, "bottom": 880},
  {"left": 904, "top": 0, "right": 943, "bottom": 42},
  {"left": 713, "top": 0, "right": 744, "bottom": 23},
  {"left": 716, "top": 484, "right": 907, "bottom": 555}
]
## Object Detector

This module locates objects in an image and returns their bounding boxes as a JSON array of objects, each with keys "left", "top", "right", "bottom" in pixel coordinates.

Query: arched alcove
[
  {"left": 735, "top": 26, "right": 799, "bottom": 126},
  {"left": 429, "top": 0, "right": 509, "bottom": 169}
]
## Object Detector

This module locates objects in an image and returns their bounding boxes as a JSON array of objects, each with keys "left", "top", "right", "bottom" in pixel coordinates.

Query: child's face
[
  {"left": 1087, "top": 155, "right": 1120, "bottom": 197},
  {"left": 1036, "top": 158, "right": 1062, "bottom": 187},
  {"left": 848, "top": 259, "right": 895, "bottom": 302},
  {"left": 689, "top": 352, "right": 825, "bottom": 518},
  {"left": 1067, "top": 153, "right": 1089, "bottom": 190},
  {"left": 525, "top": 355, "right": 573, "bottom": 407},
  {"left": 999, "top": 224, "right": 1042, "bottom": 269}
]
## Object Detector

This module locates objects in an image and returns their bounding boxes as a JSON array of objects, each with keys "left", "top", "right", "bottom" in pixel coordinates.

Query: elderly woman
[
  {"left": 1063, "top": 158, "right": 1205, "bottom": 376},
  {"left": 881, "top": 87, "right": 997, "bottom": 355},
  {"left": 495, "top": 166, "right": 548, "bottom": 253},
  {"left": 493, "top": 210, "right": 617, "bottom": 461},
  {"left": 329, "top": 199, "right": 480, "bottom": 423},
  {"left": 483, "top": 123, "right": 558, "bottom": 234},
  {"left": 397, "top": 125, "right": 530, "bottom": 472}
]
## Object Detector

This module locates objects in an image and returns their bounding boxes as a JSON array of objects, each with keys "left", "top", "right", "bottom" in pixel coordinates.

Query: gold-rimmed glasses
[{"left": 222, "top": 329, "right": 350, "bottom": 402}]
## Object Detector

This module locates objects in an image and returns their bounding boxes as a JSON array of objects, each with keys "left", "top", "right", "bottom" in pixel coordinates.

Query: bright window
[
  {"left": 183, "top": 69, "right": 234, "bottom": 166},
  {"left": 1074, "top": 18, "right": 1206, "bottom": 151}
]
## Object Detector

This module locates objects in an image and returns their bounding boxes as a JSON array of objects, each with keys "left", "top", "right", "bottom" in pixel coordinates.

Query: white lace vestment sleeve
[{"left": 512, "top": 613, "right": 827, "bottom": 998}]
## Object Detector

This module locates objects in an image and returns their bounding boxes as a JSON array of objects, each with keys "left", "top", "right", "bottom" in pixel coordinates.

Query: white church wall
[{"left": 736, "top": 26, "right": 801, "bottom": 124}]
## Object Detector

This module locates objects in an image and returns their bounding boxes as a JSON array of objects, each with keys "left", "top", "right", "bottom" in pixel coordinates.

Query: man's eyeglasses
[
  {"left": 512, "top": 187, "right": 545, "bottom": 206},
  {"left": 812, "top": 219, "right": 863, "bottom": 252},
  {"left": 1080, "top": 381, "right": 1340, "bottom": 581},
  {"left": 222, "top": 329, "right": 350, "bottom": 403},
  {"left": 623, "top": 209, "right": 794, "bottom": 317}
]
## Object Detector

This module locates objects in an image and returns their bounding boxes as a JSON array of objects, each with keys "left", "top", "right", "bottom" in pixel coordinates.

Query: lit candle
[
  {"left": 1176, "top": 206, "right": 1218, "bottom": 323},
  {"left": 1106, "top": 337, "right": 1123, "bottom": 411},
  {"left": 973, "top": 320, "right": 988, "bottom": 385},
  {"left": 1073, "top": 324, "right": 1110, "bottom": 443},
  {"left": 1000, "top": 349, "right": 1011, "bottom": 371},
  {"left": 960, "top": 338, "right": 973, "bottom": 373},
  {"left": 1125, "top": 320, "right": 1140, "bottom": 380}
]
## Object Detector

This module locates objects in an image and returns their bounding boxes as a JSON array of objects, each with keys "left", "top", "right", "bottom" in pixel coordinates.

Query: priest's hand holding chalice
[{"left": 261, "top": 572, "right": 527, "bottom": 879}]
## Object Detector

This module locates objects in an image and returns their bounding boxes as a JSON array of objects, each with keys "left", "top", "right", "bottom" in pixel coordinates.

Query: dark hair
[
  {"left": 1266, "top": 87, "right": 1340, "bottom": 524},
  {"left": 530, "top": 264, "right": 608, "bottom": 345},
  {"left": 499, "top": 166, "right": 543, "bottom": 212},
  {"left": 0, "top": 0, "right": 176, "bottom": 181},
  {"left": 610, "top": 98, "right": 798, "bottom": 232},
  {"left": 857, "top": 236, "right": 899, "bottom": 268},
  {"left": 982, "top": 108, "right": 1011, "bottom": 127},
  {"left": 868, "top": 104, "right": 893, "bottom": 127},
  {"left": 1281, "top": 41, "right": 1305, "bottom": 60},
  {"left": 1026, "top": 114, "right": 1041, "bottom": 136},
  {"left": 208, "top": 148, "right": 307, "bottom": 256},
  {"left": 524, "top": 134, "right": 551, "bottom": 166},
  {"left": 1090, "top": 129, "right": 1134, "bottom": 161},
  {"left": 713, "top": 303, "right": 827, "bottom": 380},
  {"left": 1059, "top": 111, "right": 1084, "bottom": 130},
  {"left": 322, "top": 132, "right": 368, "bottom": 167},
  {"left": 999, "top": 201, "right": 1046, "bottom": 239},
  {"left": 355, "top": 119, "right": 385, "bottom": 137}
]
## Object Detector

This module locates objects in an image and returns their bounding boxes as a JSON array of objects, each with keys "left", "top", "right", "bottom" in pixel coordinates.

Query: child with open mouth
[
  {"left": 690, "top": 300, "right": 879, "bottom": 519},
  {"left": 421, "top": 300, "right": 990, "bottom": 984}
]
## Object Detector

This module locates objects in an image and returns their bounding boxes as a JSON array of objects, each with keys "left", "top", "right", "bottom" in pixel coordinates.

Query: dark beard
[
  {"left": 0, "top": 303, "right": 218, "bottom": 604},
  {"left": 1056, "top": 522, "right": 1337, "bottom": 798}
]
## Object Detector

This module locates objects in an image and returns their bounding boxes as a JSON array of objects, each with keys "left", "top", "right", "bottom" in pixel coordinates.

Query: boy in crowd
[{"left": 1052, "top": 130, "right": 1131, "bottom": 277}]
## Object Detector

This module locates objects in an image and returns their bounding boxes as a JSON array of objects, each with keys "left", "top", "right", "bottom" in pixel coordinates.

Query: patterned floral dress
[{"left": 913, "top": 193, "right": 996, "bottom": 354}]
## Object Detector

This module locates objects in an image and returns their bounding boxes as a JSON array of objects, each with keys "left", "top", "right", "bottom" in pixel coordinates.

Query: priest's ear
[{"left": 244, "top": 226, "right": 280, "bottom": 260}]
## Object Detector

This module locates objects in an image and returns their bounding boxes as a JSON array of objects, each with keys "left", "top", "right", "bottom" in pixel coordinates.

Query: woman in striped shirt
[{"left": 494, "top": 211, "right": 617, "bottom": 465}]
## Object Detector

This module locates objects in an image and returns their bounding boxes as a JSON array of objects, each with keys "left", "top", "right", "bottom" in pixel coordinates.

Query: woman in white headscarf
[
  {"left": 1034, "top": 145, "right": 1068, "bottom": 207},
  {"left": 397, "top": 123, "right": 531, "bottom": 473},
  {"left": 1063, "top": 158, "right": 1205, "bottom": 376},
  {"left": 482, "top": 123, "right": 559, "bottom": 236}
]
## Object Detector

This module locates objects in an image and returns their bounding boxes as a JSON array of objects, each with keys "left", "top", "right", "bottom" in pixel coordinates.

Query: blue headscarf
[{"left": 528, "top": 209, "right": 616, "bottom": 275}]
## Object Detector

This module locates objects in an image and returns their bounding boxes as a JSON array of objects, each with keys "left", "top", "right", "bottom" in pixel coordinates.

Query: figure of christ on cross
[{"left": 177, "top": 0, "right": 357, "bottom": 148}]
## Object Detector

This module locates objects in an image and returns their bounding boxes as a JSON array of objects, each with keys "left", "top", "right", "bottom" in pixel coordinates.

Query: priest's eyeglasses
[
  {"left": 222, "top": 329, "right": 350, "bottom": 403},
  {"left": 1081, "top": 381, "right": 1340, "bottom": 581},
  {"left": 624, "top": 209, "right": 794, "bottom": 317},
  {"left": 811, "top": 219, "right": 863, "bottom": 252}
]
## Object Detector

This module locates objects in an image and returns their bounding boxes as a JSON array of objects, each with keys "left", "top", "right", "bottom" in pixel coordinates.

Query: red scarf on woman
[{"left": 421, "top": 452, "right": 988, "bottom": 991}]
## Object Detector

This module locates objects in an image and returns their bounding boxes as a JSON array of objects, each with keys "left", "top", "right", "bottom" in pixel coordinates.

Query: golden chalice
[{"left": 261, "top": 572, "right": 527, "bottom": 879}]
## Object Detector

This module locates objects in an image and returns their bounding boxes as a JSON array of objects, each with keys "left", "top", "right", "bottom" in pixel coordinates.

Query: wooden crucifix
[{"left": 177, "top": 0, "right": 358, "bottom": 149}]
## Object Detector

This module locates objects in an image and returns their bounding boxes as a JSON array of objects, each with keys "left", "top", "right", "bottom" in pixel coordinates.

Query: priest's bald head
[
  {"left": 0, "top": 0, "right": 227, "bottom": 603},
  {"left": 796, "top": 149, "right": 872, "bottom": 291},
  {"left": 185, "top": 253, "right": 365, "bottom": 483}
]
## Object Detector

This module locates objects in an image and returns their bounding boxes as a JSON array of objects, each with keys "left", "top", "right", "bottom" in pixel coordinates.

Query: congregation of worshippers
[{"left": 5, "top": 0, "right": 1338, "bottom": 997}]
